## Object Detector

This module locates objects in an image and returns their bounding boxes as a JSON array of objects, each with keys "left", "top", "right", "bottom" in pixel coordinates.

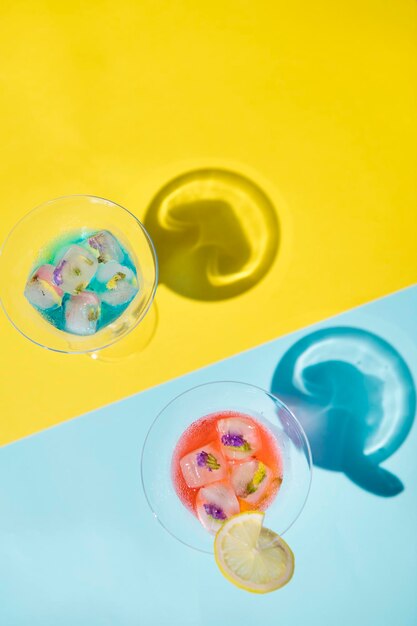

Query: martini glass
[
  {"left": 0, "top": 195, "right": 158, "bottom": 354},
  {"left": 141, "top": 381, "right": 312, "bottom": 553}
]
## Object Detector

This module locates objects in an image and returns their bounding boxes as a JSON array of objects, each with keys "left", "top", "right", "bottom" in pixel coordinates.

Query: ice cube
[
  {"left": 95, "top": 260, "right": 138, "bottom": 306},
  {"left": 196, "top": 481, "right": 240, "bottom": 534},
  {"left": 24, "top": 264, "right": 64, "bottom": 310},
  {"left": 231, "top": 459, "right": 273, "bottom": 506},
  {"left": 64, "top": 291, "right": 101, "bottom": 335},
  {"left": 217, "top": 416, "right": 261, "bottom": 460},
  {"left": 87, "top": 230, "right": 124, "bottom": 264},
  {"left": 180, "top": 442, "right": 227, "bottom": 488},
  {"left": 53, "top": 245, "right": 98, "bottom": 295}
]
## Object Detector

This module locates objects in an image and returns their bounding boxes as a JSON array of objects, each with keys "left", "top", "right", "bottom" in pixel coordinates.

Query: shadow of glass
[
  {"left": 144, "top": 169, "right": 279, "bottom": 300},
  {"left": 271, "top": 327, "right": 416, "bottom": 497}
]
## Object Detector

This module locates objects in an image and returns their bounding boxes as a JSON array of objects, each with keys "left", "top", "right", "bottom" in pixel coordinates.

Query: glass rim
[
  {"left": 140, "top": 380, "right": 313, "bottom": 552},
  {"left": 0, "top": 194, "right": 159, "bottom": 353}
]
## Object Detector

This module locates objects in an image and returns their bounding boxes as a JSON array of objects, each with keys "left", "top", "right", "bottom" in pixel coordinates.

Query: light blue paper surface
[{"left": 1, "top": 286, "right": 417, "bottom": 626}]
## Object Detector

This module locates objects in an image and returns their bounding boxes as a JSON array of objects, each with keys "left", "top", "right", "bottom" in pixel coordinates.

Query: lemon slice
[{"left": 214, "top": 511, "right": 294, "bottom": 593}]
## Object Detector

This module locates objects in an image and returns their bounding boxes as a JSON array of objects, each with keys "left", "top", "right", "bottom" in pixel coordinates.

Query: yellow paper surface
[{"left": 0, "top": 0, "right": 416, "bottom": 445}]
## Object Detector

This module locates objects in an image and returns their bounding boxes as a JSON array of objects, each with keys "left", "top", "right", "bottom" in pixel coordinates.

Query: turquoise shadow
[{"left": 271, "top": 327, "right": 416, "bottom": 497}]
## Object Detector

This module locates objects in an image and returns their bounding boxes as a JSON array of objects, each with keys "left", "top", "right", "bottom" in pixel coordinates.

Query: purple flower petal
[
  {"left": 88, "top": 235, "right": 102, "bottom": 252},
  {"left": 53, "top": 259, "right": 66, "bottom": 286},
  {"left": 221, "top": 432, "right": 246, "bottom": 448},
  {"left": 196, "top": 451, "right": 208, "bottom": 467},
  {"left": 196, "top": 450, "right": 220, "bottom": 472},
  {"left": 203, "top": 503, "right": 227, "bottom": 520}
]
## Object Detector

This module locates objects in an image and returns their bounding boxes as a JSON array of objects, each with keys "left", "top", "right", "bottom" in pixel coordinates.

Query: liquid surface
[
  {"left": 25, "top": 230, "right": 139, "bottom": 334},
  {"left": 172, "top": 411, "right": 283, "bottom": 516}
]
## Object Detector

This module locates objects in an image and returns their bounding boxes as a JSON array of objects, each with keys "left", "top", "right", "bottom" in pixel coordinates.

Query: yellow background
[{"left": 0, "top": 0, "right": 416, "bottom": 446}]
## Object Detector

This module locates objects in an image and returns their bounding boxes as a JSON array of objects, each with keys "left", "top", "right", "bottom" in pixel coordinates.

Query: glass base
[{"left": 88, "top": 301, "right": 158, "bottom": 362}]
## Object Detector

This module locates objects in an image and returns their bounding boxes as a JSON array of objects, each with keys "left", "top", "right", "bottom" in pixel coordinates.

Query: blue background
[{"left": 1, "top": 286, "right": 417, "bottom": 626}]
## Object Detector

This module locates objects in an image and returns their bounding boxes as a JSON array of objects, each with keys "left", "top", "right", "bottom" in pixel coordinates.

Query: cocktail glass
[
  {"left": 0, "top": 195, "right": 158, "bottom": 354},
  {"left": 141, "top": 381, "right": 312, "bottom": 553}
]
